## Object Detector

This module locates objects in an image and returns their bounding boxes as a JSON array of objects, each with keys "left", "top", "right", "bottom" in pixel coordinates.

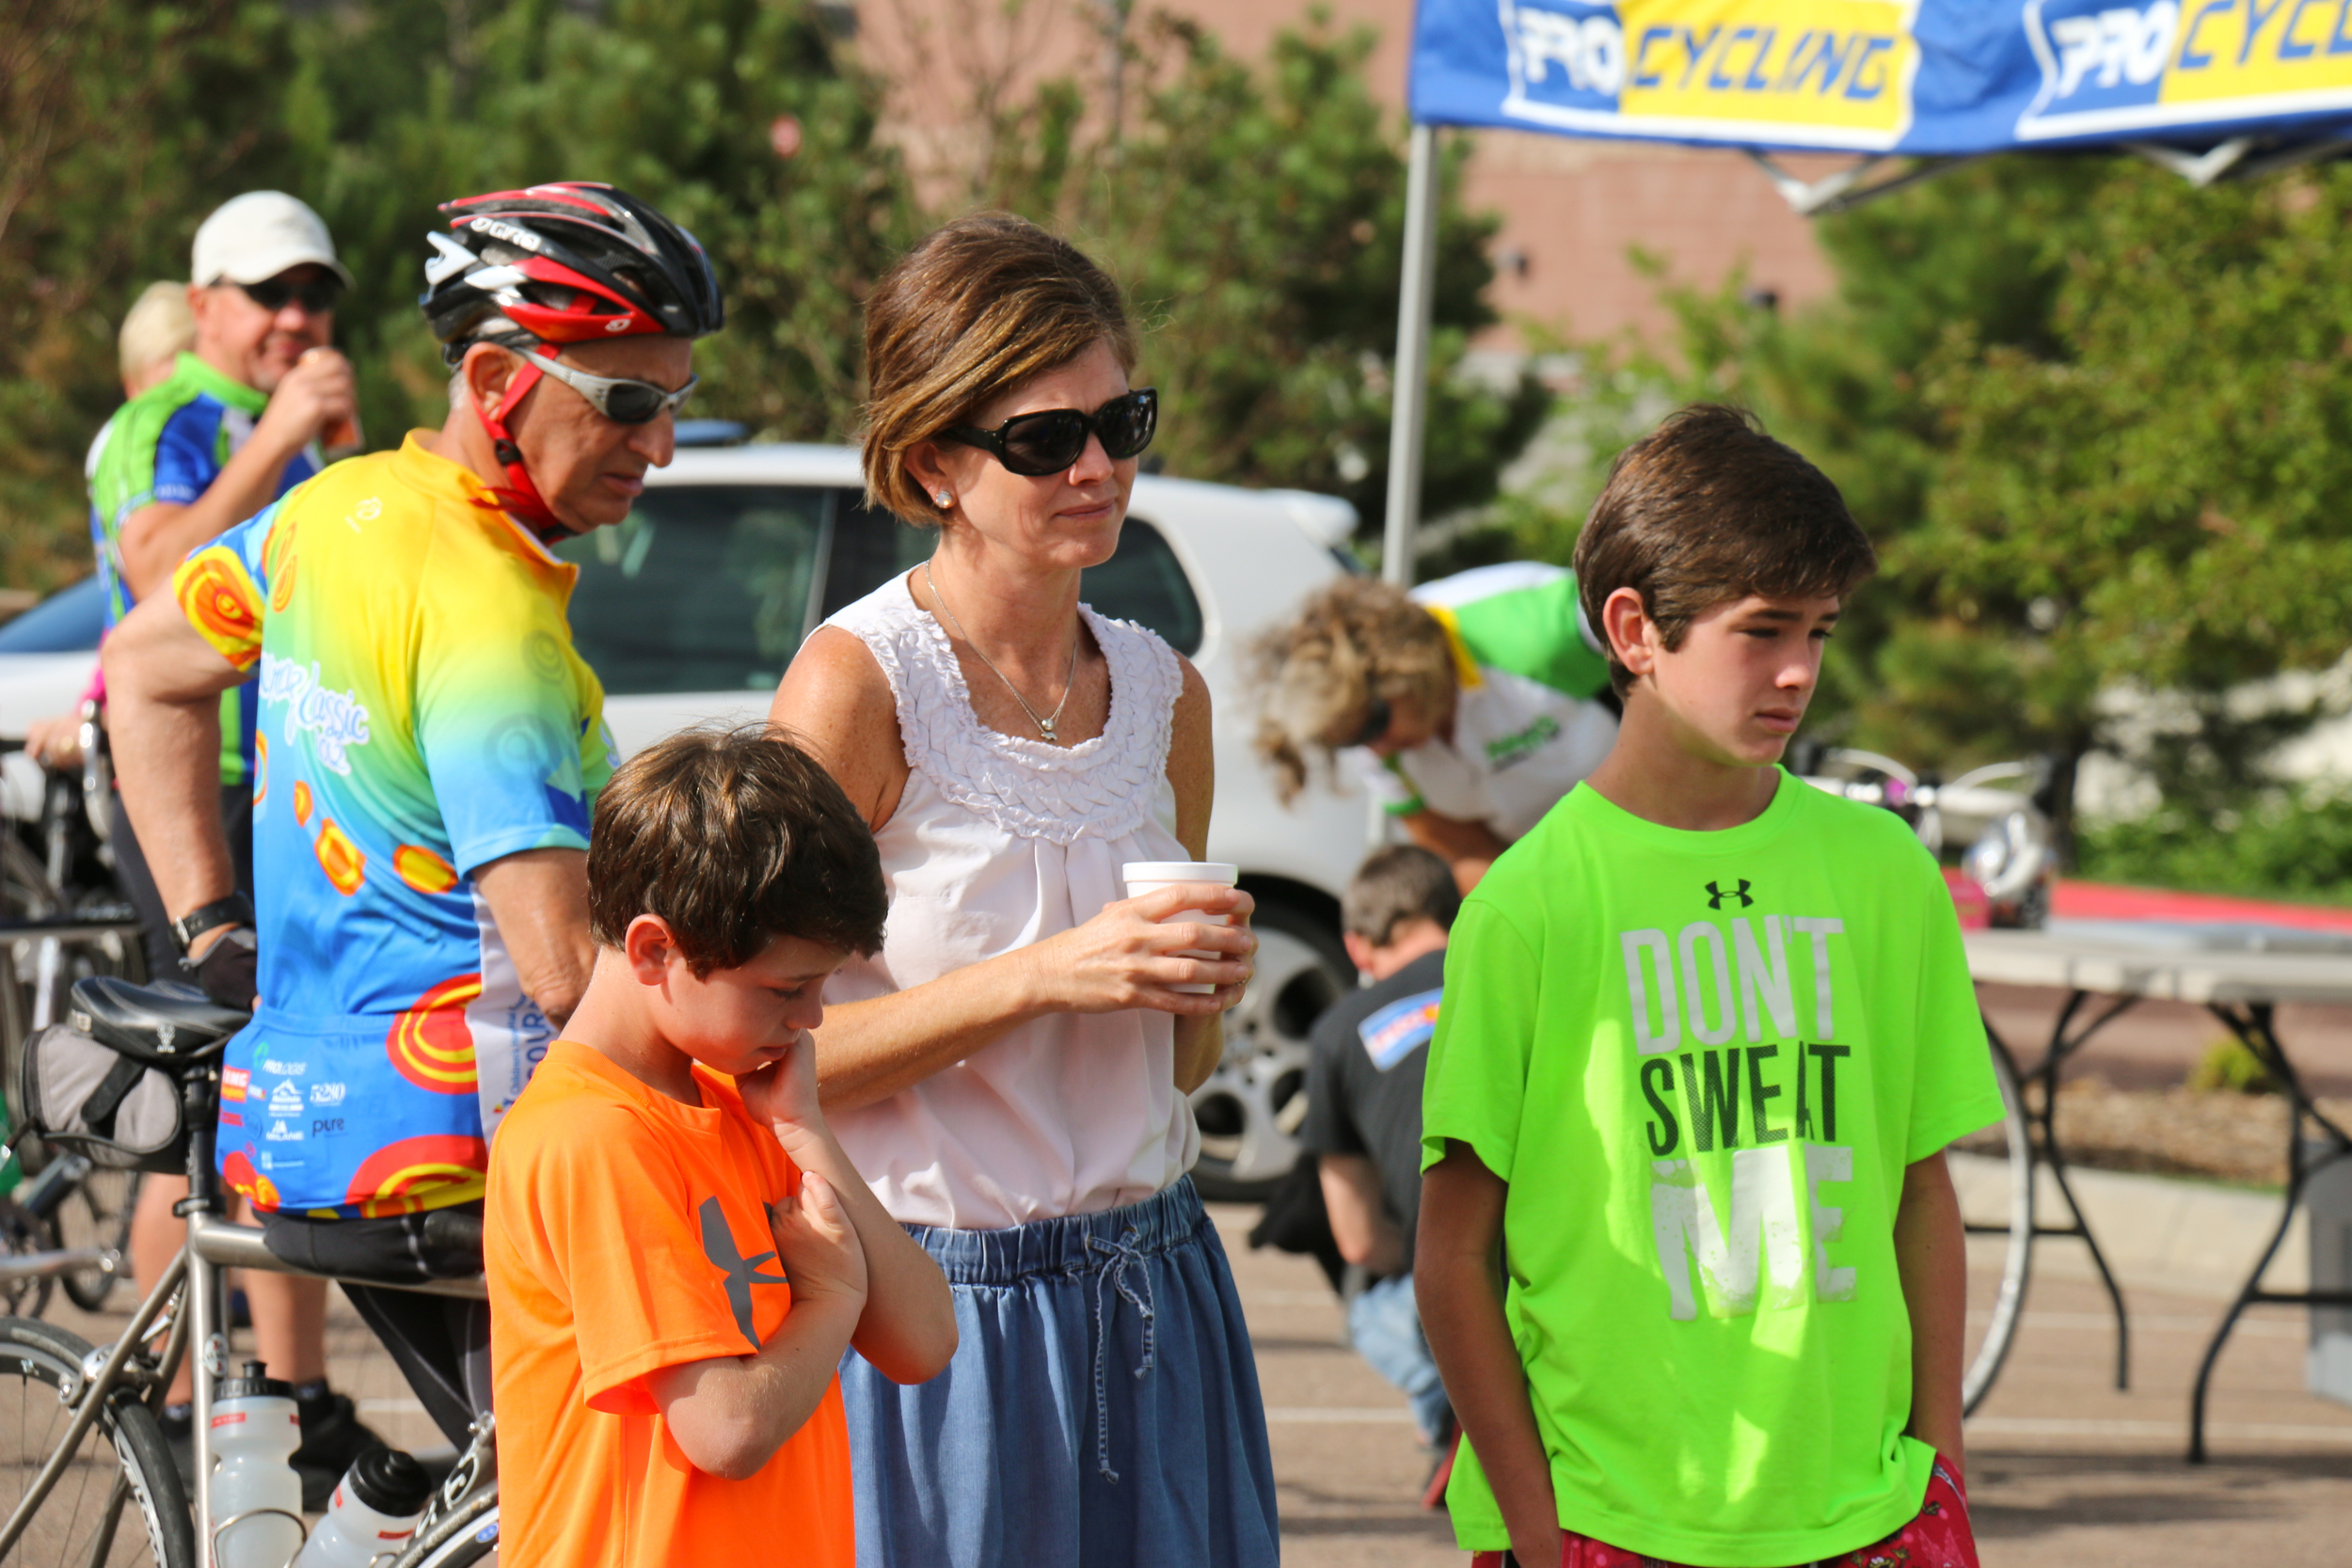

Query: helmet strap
[{"left": 473, "top": 350, "right": 572, "bottom": 545}]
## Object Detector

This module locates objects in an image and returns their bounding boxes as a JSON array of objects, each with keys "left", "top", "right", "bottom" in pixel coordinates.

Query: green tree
[
  {"left": 961, "top": 13, "right": 1550, "bottom": 550},
  {"left": 278, "top": 0, "right": 914, "bottom": 443},
  {"left": 0, "top": 0, "right": 913, "bottom": 588},
  {"left": 1518, "top": 153, "right": 2352, "bottom": 894},
  {"left": 0, "top": 0, "right": 301, "bottom": 590},
  {"left": 4, "top": 0, "right": 1542, "bottom": 596}
]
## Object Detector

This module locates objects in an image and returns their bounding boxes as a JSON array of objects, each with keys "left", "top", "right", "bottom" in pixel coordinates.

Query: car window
[
  {"left": 820, "top": 491, "right": 1202, "bottom": 657},
  {"left": 1081, "top": 514, "right": 1202, "bottom": 656},
  {"left": 0, "top": 577, "right": 103, "bottom": 655},
  {"left": 818, "top": 492, "right": 932, "bottom": 622},
  {"left": 553, "top": 485, "right": 830, "bottom": 696}
]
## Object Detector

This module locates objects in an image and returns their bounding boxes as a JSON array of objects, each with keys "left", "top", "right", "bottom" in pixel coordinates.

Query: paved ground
[
  {"left": 44, "top": 1187, "right": 2352, "bottom": 1565},
  {"left": 1211, "top": 1200, "right": 2352, "bottom": 1568}
]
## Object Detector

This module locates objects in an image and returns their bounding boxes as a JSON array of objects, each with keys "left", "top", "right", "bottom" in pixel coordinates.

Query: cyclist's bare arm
[
  {"left": 102, "top": 593, "right": 244, "bottom": 949},
  {"left": 474, "top": 849, "right": 596, "bottom": 1027},
  {"left": 1399, "top": 808, "right": 1512, "bottom": 895},
  {"left": 117, "top": 351, "right": 356, "bottom": 602}
]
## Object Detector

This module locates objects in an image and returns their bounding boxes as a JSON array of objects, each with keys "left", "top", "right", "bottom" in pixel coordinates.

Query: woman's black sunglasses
[
  {"left": 236, "top": 276, "right": 343, "bottom": 314},
  {"left": 943, "top": 388, "right": 1157, "bottom": 476}
]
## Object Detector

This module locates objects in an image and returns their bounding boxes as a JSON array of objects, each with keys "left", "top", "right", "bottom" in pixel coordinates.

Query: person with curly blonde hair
[{"left": 1252, "top": 562, "right": 1619, "bottom": 891}]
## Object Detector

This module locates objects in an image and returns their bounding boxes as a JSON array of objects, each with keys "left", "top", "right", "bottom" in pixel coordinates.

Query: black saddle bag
[{"left": 13, "top": 978, "right": 245, "bottom": 1173}]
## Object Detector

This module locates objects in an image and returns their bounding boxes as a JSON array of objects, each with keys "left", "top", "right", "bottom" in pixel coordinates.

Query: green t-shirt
[{"left": 1419, "top": 774, "right": 2002, "bottom": 1564}]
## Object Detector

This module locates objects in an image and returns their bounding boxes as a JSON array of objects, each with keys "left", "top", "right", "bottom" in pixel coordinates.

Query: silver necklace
[{"left": 924, "top": 561, "right": 1080, "bottom": 742}]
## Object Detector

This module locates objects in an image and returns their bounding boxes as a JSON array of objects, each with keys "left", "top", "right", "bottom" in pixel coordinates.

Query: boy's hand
[
  {"left": 772, "top": 1169, "right": 868, "bottom": 1311},
  {"left": 739, "top": 1030, "right": 827, "bottom": 1139}
]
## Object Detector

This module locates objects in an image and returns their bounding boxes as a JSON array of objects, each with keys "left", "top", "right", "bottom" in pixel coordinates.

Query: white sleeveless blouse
[{"left": 818, "top": 574, "right": 1200, "bottom": 1229}]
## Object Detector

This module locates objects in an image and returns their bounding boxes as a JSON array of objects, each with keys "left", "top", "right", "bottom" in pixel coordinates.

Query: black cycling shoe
[{"left": 292, "top": 1390, "right": 383, "bottom": 1511}]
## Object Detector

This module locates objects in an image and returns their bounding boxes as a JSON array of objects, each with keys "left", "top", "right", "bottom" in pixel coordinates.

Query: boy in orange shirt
[{"left": 487, "top": 728, "right": 958, "bottom": 1568}]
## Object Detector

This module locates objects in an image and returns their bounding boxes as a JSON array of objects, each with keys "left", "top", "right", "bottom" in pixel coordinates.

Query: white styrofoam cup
[{"left": 1120, "top": 861, "right": 1240, "bottom": 994}]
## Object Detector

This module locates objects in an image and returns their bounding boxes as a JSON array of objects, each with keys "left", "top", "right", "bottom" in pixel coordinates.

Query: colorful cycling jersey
[
  {"left": 88, "top": 352, "right": 321, "bottom": 787},
  {"left": 1354, "top": 562, "right": 1619, "bottom": 841},
  {"left": 174, "top": 432, "right": 615, "bottom": 1219}
]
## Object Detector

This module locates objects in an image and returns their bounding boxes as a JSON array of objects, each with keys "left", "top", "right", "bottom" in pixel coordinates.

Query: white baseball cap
[{"left": 191, "top": 192, "right": 354, "bottom": 291}]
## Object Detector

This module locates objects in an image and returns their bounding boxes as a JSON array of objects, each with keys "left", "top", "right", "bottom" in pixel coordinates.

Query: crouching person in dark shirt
[{"left": 1299, "top": 845, "right": 1460, "bottom": 1502}]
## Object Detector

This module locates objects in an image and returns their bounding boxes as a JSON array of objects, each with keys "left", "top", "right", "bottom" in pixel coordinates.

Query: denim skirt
[{"left": 838, "top": 1176, "right": 1281, "bottom": 1568}]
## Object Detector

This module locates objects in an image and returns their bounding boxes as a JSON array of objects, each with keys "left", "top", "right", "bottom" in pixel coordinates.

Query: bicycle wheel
[
  {"left": 0, "top": 1204, "right": 56, "bottom": 1320},
  {"left": 399, "top": 1484, "right": 498, "bottom": 1568},
  {"left": 1952, "top": 1036, "right": 2034, "bottom": 1414},
  {"left": 0, "top": 1316, "right": 193, "bottom": 1567},
  {"left": 55, "top": 1170, "right": 137, "bottom": 1314}
]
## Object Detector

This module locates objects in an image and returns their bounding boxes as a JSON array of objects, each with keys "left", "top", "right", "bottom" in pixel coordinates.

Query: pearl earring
[{"left": 935, "top": 491, "right": 952, "bottom": 507}]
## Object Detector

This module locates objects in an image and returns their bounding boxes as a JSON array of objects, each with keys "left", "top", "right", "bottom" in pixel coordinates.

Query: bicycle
[
  {"left": 1, "top": 719, "right": 151, "bottom": 1319},
  {"left": 1795, "top": 747, "right": 2072, "bottom": 1416},
  {"left": 0, "top": 976, "right": 499, "bottom": 1567}
]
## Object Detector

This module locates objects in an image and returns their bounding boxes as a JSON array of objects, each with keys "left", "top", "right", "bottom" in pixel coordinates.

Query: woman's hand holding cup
[{"left": 1024, "top": 869, "right": 1255, "bottom": 1015}]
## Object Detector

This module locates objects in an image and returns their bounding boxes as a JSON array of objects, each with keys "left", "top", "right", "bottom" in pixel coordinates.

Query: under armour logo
[
  {"left": 699, "top": 1196, "right": 789, "bottom": 1352},
  {"left": 1704, "top": 879, "right": 1754, "bottom": 910}
]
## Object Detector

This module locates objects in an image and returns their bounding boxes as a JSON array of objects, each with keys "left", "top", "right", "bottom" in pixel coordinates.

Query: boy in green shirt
[{"left": 1415, "top": 404, "right": 2004, "bottom": 1568}]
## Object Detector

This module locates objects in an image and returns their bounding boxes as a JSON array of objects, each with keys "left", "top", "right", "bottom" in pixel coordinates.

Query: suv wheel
[{"left": 1188, "top": 898, "right": 1350, "bottom": 1202}]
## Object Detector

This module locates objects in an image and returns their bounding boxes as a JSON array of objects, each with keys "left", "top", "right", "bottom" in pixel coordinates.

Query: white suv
[
  {"left": 0, "top": 440, "right": 1372, "bottom": 1196},
  {"left": 571, "top": 441, "right": 1370, "bottom": 1196}
]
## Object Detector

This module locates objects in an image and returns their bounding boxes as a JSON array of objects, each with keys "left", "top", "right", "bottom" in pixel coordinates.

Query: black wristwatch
[{"left": 169, "top": 893, "right": 255, "bottom": 958}]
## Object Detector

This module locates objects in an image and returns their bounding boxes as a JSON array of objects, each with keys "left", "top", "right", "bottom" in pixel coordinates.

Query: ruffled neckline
[{"left": 830, "top": 572, "right": 1180, "bottom": 846}]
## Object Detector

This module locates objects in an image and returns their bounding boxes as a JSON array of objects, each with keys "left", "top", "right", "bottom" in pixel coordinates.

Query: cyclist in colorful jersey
[
  {"left": 86, "top": 201, "right": 374, "bottom": 1499},
  {"left": 87, "top": 193, "right": 357, "bottom": 974},
  {"left": 1253, "top": 562, "right": 1620, "bottom": 891},
  {"left": 101, "top": 181, "right": 721, "bottom": 1447}
]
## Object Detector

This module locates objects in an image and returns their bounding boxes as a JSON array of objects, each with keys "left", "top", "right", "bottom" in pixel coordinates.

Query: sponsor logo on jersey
[
  {"left": 1359, "top": 988, "right": 1445, "bottom": 1071},
  {"left": 309, "top": 1082, "right": 346, "bottom": 1107},
  {"left": 1485, "top": 713, "right": 1562, "bottom": 771},
  {"left": 267, "top": 1118, "right": 303, "bottom": 1143},
  {"left": 269, "top": 1080, "right": 304, "bottom": 1117},
  {"left": 259, "top": 652, "right": 373, "bottom": 774}
]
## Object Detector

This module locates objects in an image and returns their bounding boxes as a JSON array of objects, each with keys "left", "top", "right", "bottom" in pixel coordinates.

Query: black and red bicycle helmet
[{"left": 419, "top": 182, "right": 723, "bottom": 531}]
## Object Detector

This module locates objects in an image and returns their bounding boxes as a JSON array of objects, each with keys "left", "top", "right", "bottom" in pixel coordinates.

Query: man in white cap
[{"left": 87, "top": 189, "right": 374, "bottom": 1506}]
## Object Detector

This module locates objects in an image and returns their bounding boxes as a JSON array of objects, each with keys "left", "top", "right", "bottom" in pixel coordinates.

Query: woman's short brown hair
[
  {"left": 861, "top": 212, "right": 1137, "bottom": 524},
  {"left": 587, "top": 726, "right": 887, "bottom": 974},
  {"left": 1575, "top": 404, "right": 1876, "bottom": 695},
  {"left": 1248, "top": 578, "right": 1455, "bottom": 804}
]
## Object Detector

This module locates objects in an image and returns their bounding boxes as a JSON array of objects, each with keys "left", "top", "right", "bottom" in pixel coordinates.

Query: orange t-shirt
[{"left": 486, "top": 1040, "right": 853, "bottom": 1568}]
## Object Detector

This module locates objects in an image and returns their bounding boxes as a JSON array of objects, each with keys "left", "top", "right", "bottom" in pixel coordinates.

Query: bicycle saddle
[{"left": 68, "top": 975, "right": 248, "bottom": 1063}]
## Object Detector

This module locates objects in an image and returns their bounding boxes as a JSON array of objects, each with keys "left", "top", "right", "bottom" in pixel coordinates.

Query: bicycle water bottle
[
  {"left": 291, "top": 1446, "right": 432, "bottom": 1568},
  {"left": 209, "top": 1361, "right": 304, "bottom": 1568}
]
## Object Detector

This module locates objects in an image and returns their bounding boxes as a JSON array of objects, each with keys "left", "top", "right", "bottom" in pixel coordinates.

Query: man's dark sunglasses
[
  {"left": 943, "top": 388, "right": 1157, "bottom": 476},
  {"left": 236, "top": 277, "right": 344, "bottom": 314},
  {"left": 1338, "top": 695, "right": 1392, "bottom": 751}
]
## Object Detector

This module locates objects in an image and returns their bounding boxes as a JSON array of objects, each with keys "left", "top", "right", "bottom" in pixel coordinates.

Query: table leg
[
  {"left": 2185, "top": 1003, "right": 2352, "bottom": 1463},
  {"left": 2021, "top": 990, "right": 2140, "bottom": 1391}
]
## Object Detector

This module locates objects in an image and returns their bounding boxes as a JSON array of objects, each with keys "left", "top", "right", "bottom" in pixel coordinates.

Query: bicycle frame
[{"left": 1, "top": 1053, "right": 487, "bottom": 1567}]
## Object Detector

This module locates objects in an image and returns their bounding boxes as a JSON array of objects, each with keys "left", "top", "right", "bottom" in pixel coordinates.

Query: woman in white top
[{"left": 769, "top": 213, "right": 1278, "bottom": 1568}]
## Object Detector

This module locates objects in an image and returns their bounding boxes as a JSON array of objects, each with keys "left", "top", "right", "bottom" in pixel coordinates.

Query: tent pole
[{"left": 1382, "top": 121, "right": 1439, "bottom": 586}]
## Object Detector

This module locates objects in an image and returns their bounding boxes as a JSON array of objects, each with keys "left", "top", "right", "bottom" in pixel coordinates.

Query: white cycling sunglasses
[{"left": 526, "top": 352, "right": 697, "bottom": 424}]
